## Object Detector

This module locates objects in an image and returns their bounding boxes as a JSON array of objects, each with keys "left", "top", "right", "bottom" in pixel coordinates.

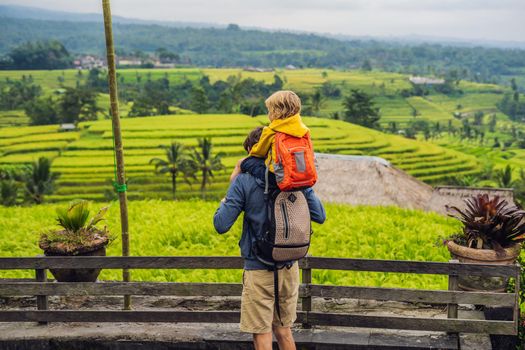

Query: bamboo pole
[{"left": 102, "top": 0, "right": 131, "bottom": 310}]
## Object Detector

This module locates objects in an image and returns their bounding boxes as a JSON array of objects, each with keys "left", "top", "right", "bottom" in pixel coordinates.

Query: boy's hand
[{"left": 229, "top": 157, "right": 246, "bottom": 182}]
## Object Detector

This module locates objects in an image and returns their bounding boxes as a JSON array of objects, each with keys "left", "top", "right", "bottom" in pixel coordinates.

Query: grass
[{"left": 0, "top": 200, "right": 463, "bottom": 289}]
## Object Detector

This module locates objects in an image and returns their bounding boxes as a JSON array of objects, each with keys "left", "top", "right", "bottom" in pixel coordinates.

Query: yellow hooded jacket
[{"left": 249, "top": 114, "right": 310, "bottom": 171}]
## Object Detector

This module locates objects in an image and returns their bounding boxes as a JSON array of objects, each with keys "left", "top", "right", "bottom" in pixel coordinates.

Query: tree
[
  {"left": 190, "top": 86, "right": 209, "bottom": 113},
  {"left": 494, "top": 165, "right": 516, "bottom": 188},
  {"left": 361, "top": 59, "right": 372, "bottom": 71},
  {"left": 149, "top": 142, "right": 190, "bottom": 200},
  {"left": 7, "top": 40, "right": 72, "bottom": 70},
  {"left": 342, "top": 89, "right": 380, "bottom": 128},
  {"left": 24, "top": 157, "right": 59, "bottom": 204},
  {"left": 24, "top": 97, "right": 58, "bottom": 125},
  {"left": 188, "top": 138, "right": 225, "bottom": 195},
  {"left": 155, "top": 48, "right": 180, "bottom": 63},
  {"left": 58, "top": 87, "right": 101, "bottom": 123},
  {"left": 310, "top": 89, "right": 325, "bottom": 116},
  {"left": 0, "top": 78, "right": 42, "bottom": 110}
]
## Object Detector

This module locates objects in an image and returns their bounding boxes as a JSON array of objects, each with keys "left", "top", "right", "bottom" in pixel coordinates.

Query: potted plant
[
  {"left": 445, "top": 194, "right": 524, "bottom": 291},
  {"left": 39, "top": 200, "right": 111, "bottom": 282}
]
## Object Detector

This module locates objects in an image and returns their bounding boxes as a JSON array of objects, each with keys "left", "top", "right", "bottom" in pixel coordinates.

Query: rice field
[
  {"left": 0, "top": 67, "right": 510, "bottom": 128},
  {"left": 0, "top": 114, "right": 481, "bottom": 202},
  {"left": 0, "top": 200, "right": 462, "bottom": 289}
]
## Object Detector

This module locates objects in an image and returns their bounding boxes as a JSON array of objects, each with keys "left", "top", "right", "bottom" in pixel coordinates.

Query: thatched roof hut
[
  {"left": 314, "top": 153, "right": 516, "bottom": 215},
  {"left": 313, "top": 153, "right": 433, "bottom": 210}
]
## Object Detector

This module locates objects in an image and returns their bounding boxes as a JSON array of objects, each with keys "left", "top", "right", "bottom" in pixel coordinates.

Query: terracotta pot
[
  {"left": 45, "top": 246, "right": 106, "bottom": 282},
  {"left": 446, "top": 241, "right": 521, "bottom": 292}
]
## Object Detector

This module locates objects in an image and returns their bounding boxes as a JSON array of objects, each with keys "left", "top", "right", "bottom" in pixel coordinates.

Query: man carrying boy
[{"left": 214, "top": 91, "right": 325, "bottom": 350}]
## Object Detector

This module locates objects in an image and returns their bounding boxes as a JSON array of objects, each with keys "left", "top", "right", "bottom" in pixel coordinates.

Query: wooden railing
[{"left": 0, "top": 256, "right": 520, "bottom": 335}]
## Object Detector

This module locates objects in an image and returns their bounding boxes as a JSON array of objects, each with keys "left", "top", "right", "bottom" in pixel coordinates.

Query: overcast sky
[{"left": 3, "top": 0, "right": 525, "bottom": 43}]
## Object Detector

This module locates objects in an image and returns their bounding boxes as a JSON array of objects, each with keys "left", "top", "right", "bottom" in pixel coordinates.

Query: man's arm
[
  {"left": 213, "top": 176, "right": 246, "bottom": 234},
  {"left": 303, "top": 188, "right": 326, "bottom": 224}
]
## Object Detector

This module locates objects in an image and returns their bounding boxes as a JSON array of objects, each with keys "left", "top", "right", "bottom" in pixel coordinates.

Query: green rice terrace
[
  {"left": 0, "top": 114, "right": 480, "bottom": 202},
  {"left": 0, "top": 200, "right": 460, "bottom": 289}
]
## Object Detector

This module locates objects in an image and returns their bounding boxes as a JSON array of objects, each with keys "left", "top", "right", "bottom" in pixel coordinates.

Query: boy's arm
[
  {"left": 213, "top": 176, "right": 246, "bottom": 234},
  {"left": 303, "top": 188, "right": 326, "bottom": 224},
  {"left": 249, "top": 127, "right": 274, "bottom": 158}
]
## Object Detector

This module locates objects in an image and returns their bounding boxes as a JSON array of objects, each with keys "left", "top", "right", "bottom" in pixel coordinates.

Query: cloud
[{"left": 1, "top": 0, "right": 524, "bottom": 42}]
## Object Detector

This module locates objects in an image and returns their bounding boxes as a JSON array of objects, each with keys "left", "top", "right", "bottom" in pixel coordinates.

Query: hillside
[
  {"left": 0, "top": 67, "right": 512, "bottom": 128},
  {"left": 0, "top": 114, "right": 481, "bottom": 203},
  {"left": 1, "top": 13, "right": 525, "bottom": 82}
]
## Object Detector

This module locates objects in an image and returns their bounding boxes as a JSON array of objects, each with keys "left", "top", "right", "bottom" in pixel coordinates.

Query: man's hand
[{"left": 229, "top": 157, "right": 246, "bottom": 182}]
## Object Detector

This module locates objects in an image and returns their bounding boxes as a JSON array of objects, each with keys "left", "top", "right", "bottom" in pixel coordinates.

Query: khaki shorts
[{"left": 240, "top": 263, "right": 299, "bottom": 334}]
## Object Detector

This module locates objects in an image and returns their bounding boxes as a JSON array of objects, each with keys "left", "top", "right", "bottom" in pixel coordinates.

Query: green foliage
[
  {"left": 188, "top": 138, "right": 226, "bottom": 193},
  {"left": 2, "top": 40, "right": 72, "bottom": 70},
  {"left": 39, "top": 200, "right": 110, "bottom": 255},
  {"left": 0, "top": 179, "right": 18, "bottom": 206},
  {"left": 0, "top": 76, "right": 41, "bottom": 110},
  {"left": 342, "top": 89, "right": 381, "bottom": 128},
  {"left": 495, "top": 165, "right": 516, "bottom": 188},
  {"left": 58, "top": 86, "right": 101, "bottom": 123},
  {"left": 150, "top": 142, "right": 192, "bottom": 199},
  {"left": 55, "top": 200, "right": 108, "bottom": 233},
  {"left": 24, "top": 97, "right": 58, "bottom": 125},
  {"left": 24, "top": 157, "right": 59, "bottom": 204},
  {"left": 446, "top": 194, "right": 525, "bottom": 250}
]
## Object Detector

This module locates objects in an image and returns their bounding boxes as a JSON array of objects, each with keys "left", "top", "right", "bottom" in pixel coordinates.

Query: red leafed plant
[{"left": 446, "top": 194, "right": 525, "bottom": 251}]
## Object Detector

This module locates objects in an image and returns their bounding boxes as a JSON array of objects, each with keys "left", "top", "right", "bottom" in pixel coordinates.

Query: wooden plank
[
  {"left": 307, "top": 312, "right": 517, "bottom": 335},
  {"left": 0, "top": 256, "right": 244, "bottom": 270},
  {"left": 309, "top": 285, "right": 515, "bottom": 307},
  {"left": 0, "top": 282, "right": 244, "bottom": 296},
  {"left": 447, "top": 260, "right": 459, "bottom": 320},
  {"left": 35, "top": 268, "right": 48, "bottom": 326},
  {"left": 0, "top": 282, "right": 309, "bottom": 298},
  {"left": 301, "top": 267, "right": 312, "bottom": 329},
  {"left": 0, "top": 256, "right": 517, "bottom": 278},
  {"left": 514, "top": 262, "right": 521, "bottom": 333},
  {"left": 0, "top": 310, "right": 307, "bottom": 324},
  {"left": 307, "top": 257, "right": 517, "bottom": 277}
]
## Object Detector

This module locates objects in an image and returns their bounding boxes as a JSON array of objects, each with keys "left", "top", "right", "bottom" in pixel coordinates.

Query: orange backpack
[{"left": 272, "top": 131, "right": 317, "bottom": 191}]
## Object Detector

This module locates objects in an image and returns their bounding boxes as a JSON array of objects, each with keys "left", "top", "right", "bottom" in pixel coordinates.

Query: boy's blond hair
[{"left": 265, "top": 90, "right": 301, "bottom": 120}]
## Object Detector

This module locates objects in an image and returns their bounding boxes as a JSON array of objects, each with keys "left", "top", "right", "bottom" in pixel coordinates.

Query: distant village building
[
  {"left": 117, "top": 57, "right": 143, "bottom": 67},
  {"left": 153, "top": 61, "right": 176, "bottom": 69},
  {"left": 243, "top": 66, "right": 274, "bottom": 73},
  {"left": 74, "top": 55, "right": 106, "bottom": 70},
  {"left": 409, "top": 76, "right": 445, "bottom": 85},
  {"left": 285, "top": 64, "right": 298, "bottom": 70},
  {"left": 59, "top": 123, "right": 77, "bottom": 132}
]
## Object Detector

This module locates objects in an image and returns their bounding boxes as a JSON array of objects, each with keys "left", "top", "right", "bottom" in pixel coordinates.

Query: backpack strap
[{"left": 264, "top": 146, "right": 273, "bottom": 202}]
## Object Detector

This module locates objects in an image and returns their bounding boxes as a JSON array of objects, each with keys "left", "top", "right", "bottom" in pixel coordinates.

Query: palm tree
[
  {"left": 495, "top": 165, "right": 516, "bottom": 188},
  {"left": 311, "top": 89, "right": 325, "bottom": 116},
  {"left": 188, "top": 138, "right": 225, "bottom": 196},
  {"left": 25, "top": 157, "right": 59, "bottom": 204},
  {"left": 149, "top": 142, "right": 189, "bottom": 200}
]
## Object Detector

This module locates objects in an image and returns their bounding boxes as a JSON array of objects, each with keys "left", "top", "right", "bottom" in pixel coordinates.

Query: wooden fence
[{"left": 0, "top": 256, "right": 520, "bottom": 336}]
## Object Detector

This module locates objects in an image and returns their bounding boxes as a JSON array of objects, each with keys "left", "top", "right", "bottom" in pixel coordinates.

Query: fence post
[
  {"left": 301, "top": 257, "right": 312, "bottom": 329},
  {"left": 447, "top": 259, "right": 459, "bottom": 336},
  {"left": 35, "top": 267, "right": 48, "bottom": 325},
  {"left": 514, "top": 262, "right": 521, "bottom": 335}
]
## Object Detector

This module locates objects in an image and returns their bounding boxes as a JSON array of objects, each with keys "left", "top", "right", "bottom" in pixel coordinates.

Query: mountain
[
  {"left": 0, "top": 4, "right": 219, "bottom": 28},
  {"left": 1, "top": 4, "right": 525, "bottom": 81}
]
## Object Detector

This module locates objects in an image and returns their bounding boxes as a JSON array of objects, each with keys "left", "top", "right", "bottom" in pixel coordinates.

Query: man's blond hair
[{"left": 265, "top": 90, "right": 301, "bottom": 120}]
